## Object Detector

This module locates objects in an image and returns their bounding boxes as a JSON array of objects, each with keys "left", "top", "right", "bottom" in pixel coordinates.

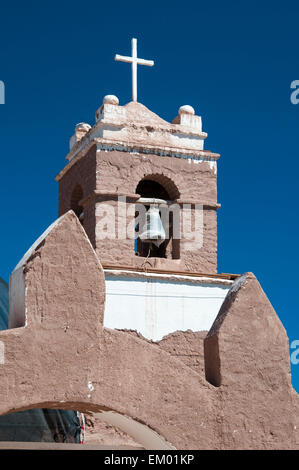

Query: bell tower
[
  {"left": 56, "top": 95, "right": 220, "bottom": 274},
  {"left": 55, "top": 38, "right": 230, "bottom": 343},
  {"left": 56, "top": 38, "right": 220, "bottom": 275}
]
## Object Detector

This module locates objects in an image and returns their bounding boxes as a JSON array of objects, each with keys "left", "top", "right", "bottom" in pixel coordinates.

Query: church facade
[
  {"left": 0, "top": 40, "right": 298, "bottom": 449},
  {"left": 55, "top": 96, "right": 233, "bottom": 343}
]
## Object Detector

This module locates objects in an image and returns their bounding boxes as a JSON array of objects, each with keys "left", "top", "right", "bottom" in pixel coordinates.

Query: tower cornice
[{"left": 56, "top": 99, "right": 220, "bottom": 182}]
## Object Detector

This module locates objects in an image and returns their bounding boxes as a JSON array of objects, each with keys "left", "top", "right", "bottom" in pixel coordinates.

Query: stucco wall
[{"left": 104, "top": 271, "right": 231, "bottom": 341}]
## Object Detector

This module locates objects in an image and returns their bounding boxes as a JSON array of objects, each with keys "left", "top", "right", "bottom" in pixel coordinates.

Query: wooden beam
[{"left": 102, "top": 265, "right": 239, "bottom": 281}]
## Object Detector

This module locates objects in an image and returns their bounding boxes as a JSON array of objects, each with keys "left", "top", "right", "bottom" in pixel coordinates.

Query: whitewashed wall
[{"left": 104, "top": 271, "right": 232, "bottom": 341}]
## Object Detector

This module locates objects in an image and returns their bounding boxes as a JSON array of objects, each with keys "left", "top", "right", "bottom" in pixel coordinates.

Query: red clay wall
[
  {"left": 58, "top": 148, "right": 218, "bottom": 273},
  {"left": 0, "top": 213, "right": 298, "bottom": 449}
]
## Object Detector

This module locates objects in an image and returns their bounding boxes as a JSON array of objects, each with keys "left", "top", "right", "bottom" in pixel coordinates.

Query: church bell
[{"left": 139, "top": 205, "right": 166, "bottom": 247}]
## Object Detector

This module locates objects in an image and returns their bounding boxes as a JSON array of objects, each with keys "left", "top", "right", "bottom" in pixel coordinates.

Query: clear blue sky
[{"left": 0, "top": 1, "right": 299, "bottom": 390}]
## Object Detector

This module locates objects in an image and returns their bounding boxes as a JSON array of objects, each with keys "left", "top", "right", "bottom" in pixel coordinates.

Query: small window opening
[{"left": 70, "top": 185, "right": 84, "bottom": 224}]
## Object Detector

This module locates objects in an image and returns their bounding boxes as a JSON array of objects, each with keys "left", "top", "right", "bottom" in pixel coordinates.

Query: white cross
[{"left": 115, "top": 38, "right": 154, "bottom": 102}]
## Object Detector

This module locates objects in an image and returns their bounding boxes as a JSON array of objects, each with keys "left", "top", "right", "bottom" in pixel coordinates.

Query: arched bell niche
[{"left": 135, "top": 175, "right": 180, "bottom": 259}]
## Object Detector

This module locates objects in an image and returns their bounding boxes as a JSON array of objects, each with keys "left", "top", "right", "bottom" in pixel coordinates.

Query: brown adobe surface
[{"left": 0, "top": 211, "right": 298, "bottom": 449}]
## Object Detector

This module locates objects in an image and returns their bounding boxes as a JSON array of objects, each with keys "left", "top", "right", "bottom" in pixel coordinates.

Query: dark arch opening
[
  {"left": 136, "top": 180, "right": 170, "bottom": 200},
  {"left": 136, "top": 174, "right": 180, "bottom": 200},
  {"left": 70, "top": 185, "right": 84, "bottom": 223},
  {"left": 0, "top": 408, "right": 81, "bottom": 443},
  {"left": 135, "top": 177, "right": 180, "bottom": 260}
]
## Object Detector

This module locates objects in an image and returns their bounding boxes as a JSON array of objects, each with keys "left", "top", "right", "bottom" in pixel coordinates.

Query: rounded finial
[
  {"left": 75, "top": 122, "right": 91, "bottom": 132},
  {"left": 179, "top": 105, "right": 195, "bottom": 116},
  {"left": 103, "top": 95, "right": 119, "bottom": 105}
]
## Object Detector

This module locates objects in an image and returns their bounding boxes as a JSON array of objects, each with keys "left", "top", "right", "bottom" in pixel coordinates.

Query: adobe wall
[
  {"left": 58, "top": 145, "right": 97, "bottom": 247},
  {"left": 1, "top": 212, "right": 298, "bottom": 449},
  {"left": 84, "top": 417, "right": 142, "bottom": 447},
  {"left": 0, "top": 211, "right": 218, "bottom": 449},
  {"left": 95, "top": 149, "right": 217, "bottom": 202},
  {"left": 120, "top": 329, "right": 207, "bottom": 378},
  {"left": 158, "top": 330, "right": 208, "bottom": 377},
  {"left": 58, "top": 147, "right": 218, "bottom": 273},
  {"left": 205, "top": 273, "right": 299, "bottom": 449},
  {"left": 94, "top": 150, "right": 217, "bottom": 273}
]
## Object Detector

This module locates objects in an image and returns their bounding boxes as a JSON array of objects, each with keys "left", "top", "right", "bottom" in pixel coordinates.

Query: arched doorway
[{"left": 0, "top": 405, "right": 175, "bottom": 450}]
